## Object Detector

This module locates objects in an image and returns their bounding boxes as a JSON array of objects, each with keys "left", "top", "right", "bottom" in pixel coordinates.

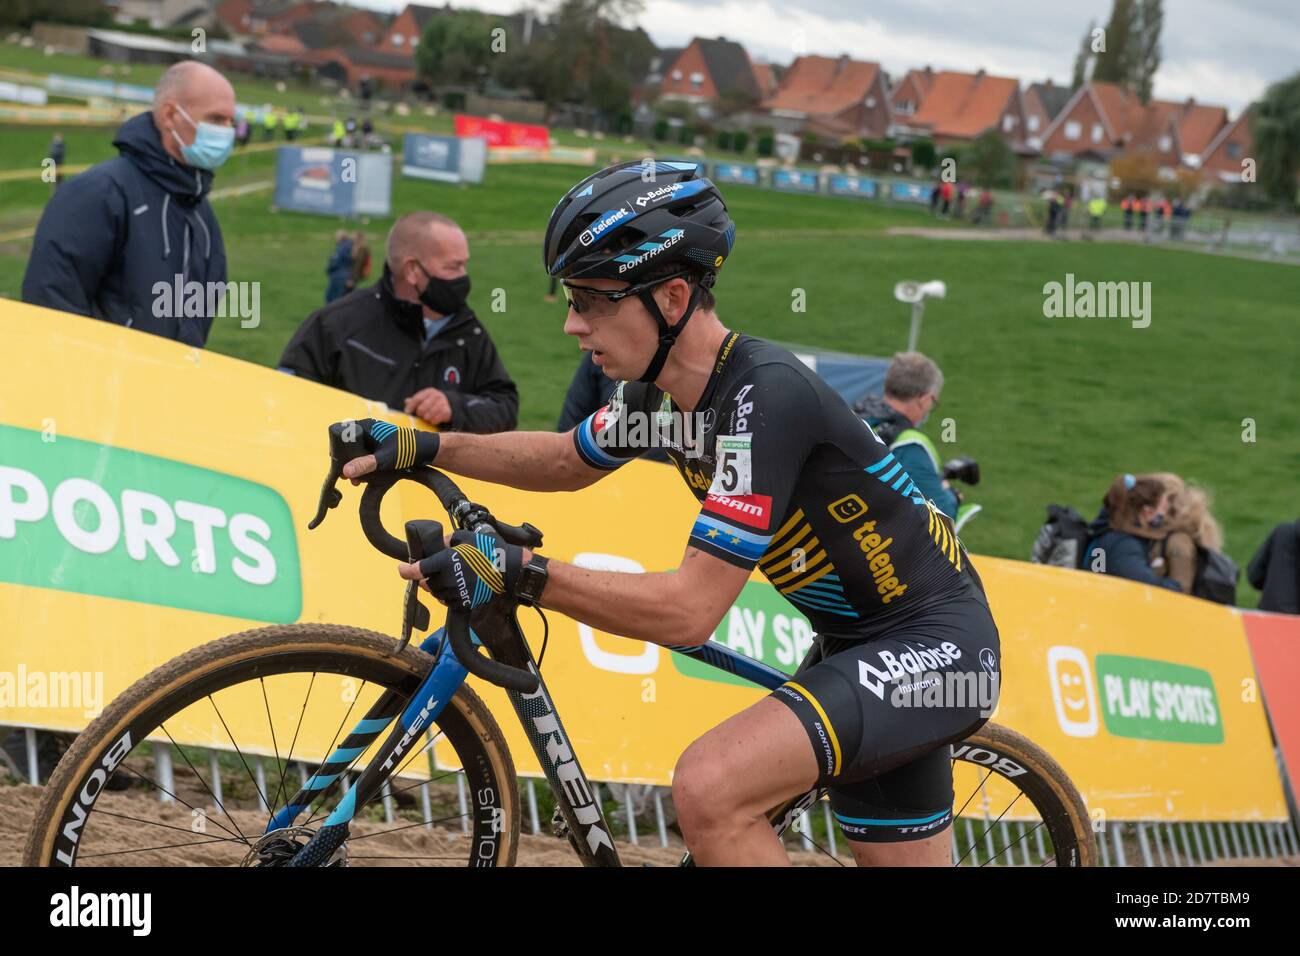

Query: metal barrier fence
[{"left": 6, "top": 726, "right": 1297, "bottom": 865}]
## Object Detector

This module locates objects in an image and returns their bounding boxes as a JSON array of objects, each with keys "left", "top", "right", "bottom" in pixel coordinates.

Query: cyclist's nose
[{"left": 563, "top": 309, "right": 590, "bottom": 337}]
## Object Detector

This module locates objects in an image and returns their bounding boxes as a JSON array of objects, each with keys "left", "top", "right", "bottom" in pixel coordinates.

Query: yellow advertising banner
[{"left": 0, "top": 302, "right": 1286, "bottom": 821}]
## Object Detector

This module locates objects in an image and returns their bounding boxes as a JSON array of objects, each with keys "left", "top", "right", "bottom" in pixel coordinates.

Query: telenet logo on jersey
[{"left": 0, "top": 424, "right": 301, "bottom": 623}]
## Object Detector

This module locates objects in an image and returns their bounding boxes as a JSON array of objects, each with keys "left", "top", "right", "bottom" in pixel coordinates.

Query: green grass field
[{"left": 2, "top": 52, "right": 1297, "bottom": 604}]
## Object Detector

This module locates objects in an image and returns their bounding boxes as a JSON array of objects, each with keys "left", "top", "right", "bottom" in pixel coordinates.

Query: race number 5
[{"left": 710, "top": 434, "right": 753, "bottom": 495}]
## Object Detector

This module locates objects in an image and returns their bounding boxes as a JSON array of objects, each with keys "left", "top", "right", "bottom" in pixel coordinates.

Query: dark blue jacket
[
  {"left": 1084, "top": 509, "right": 1181, "bottom": 591},
  {"left": 22, "top": 111, "right": 227, "bottom": 346}
]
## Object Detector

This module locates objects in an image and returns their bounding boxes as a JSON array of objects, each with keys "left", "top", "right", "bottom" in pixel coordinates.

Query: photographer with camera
[{"left": 853, "top": 351, "right": 977, "bottom": 520}]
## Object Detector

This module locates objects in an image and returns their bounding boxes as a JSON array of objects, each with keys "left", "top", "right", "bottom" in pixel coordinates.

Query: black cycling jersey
[{"left": 572, "top": 332, "right": 982, "bottom": 640}]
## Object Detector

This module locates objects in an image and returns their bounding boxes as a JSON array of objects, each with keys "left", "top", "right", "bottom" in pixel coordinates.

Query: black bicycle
[{"left": 26, "top": 424, "right": 1097, "bottom": 867}]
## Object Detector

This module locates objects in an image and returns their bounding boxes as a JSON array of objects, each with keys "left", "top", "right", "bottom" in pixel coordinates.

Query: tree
[
  {"left": 1251, "top": 72, "right": 1300, "bottom": 208},
  {"left": 1108, "top": 150, "right": 1161, "bottom": 195},
  {"left": 910, "top": 137, "right": 936, "bottom": 170},
  {"left": 415, "top": 10, "right": 507, "bottom": 92},
  {"left": 1073, "top": 0, "right": 1162, "bottom": 102},
  {"left": 1133, "top": 0, "right": 1162, "bottom": 103},
  {"left": 1071, "top": 19, "right": 1097, "bottom": 90},
  {"left": 965, "top": 129, "right": 1015, "bottom": 188}
]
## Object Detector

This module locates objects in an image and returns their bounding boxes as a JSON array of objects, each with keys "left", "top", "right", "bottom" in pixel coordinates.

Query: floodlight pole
[{"left": 908, "top": 301, "right": 924, "bottom": 352}]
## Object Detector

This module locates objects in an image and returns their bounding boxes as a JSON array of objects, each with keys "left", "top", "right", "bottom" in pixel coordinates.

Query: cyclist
[{"left": 341, "top": 161, "right": 1001, "bottom": 866}]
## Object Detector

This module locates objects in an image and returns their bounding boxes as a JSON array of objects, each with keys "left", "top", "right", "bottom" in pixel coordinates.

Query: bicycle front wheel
[{"left": 24, "top": 624, "right": 519, "bottom": 867}]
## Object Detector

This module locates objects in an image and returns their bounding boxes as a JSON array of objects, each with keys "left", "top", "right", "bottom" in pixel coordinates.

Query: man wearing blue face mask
[
  {"left": 22, "top": 61, "right": 235, "bottom": 347},
  {"left": 852, "top": 351, "right": 959, "bottom": 518}
]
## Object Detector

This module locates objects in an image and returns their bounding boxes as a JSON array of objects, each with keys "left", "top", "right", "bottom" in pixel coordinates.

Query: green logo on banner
[
  {"left": 671, "top": 582, "right": 814, "bottom": 686},
  {"left": 1095, "top": 654, "right": 1223, "bottom": 744},
  {"left": 0, "top": 425, "right": 301, "bottom": 623}
]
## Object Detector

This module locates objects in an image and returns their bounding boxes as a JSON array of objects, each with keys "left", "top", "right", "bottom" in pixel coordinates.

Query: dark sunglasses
[{"left": 561, "top": 270, "right": 691, "bottom": 315}]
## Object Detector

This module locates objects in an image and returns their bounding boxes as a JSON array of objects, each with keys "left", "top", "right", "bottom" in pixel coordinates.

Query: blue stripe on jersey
[
  {"left": 864, "top": 452, "right": 895, "bottom": 474},
  {"left": 785, "top": 593, "right": 859, "bottom": 617},
  {"left": 690, "top": 514, "right": 771, "bottom": 562},
  {"left": 835, "top": 808, "right": 950, "bottom": 826},
  {"left": 891, "top": 469, "right": 912, "bottom": 491},
  {"left": 877, "top": 461, "right": 902, "bottom": 484},
  {"left": 574, "top": 414, "right": 625, "bottom": 469}
]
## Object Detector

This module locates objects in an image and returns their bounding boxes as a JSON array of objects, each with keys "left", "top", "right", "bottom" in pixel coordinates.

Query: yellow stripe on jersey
[{"left": 783, "top": 680, "right": 841, "bottom": 776}]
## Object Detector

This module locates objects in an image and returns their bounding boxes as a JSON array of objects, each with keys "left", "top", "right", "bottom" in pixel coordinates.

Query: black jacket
[
  {"left": 556, "top": 350, "right": 617, "bottom": 431},
  {"left": 1248, "top": 520, "right": 1300, "bottom": 613},
  {"left": 22, "top": 112, "right": 227, "bottom": 346},
  {"left": 278, "top": 267, "right": 519, "bottom": 433}
]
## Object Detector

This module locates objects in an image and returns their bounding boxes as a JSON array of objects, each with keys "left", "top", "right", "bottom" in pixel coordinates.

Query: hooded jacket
[
  {"left": 853, "top": 393, "right": 958, "bottom": 517},
  {"left": 278, "top": 265, "right": 519, "bottom": 434},
  {"left": 22, "top": 111, "right": 227, "bottom": 347},
  {"left": 1084, "top": 507, "right": 1181, "bottom": 591}
]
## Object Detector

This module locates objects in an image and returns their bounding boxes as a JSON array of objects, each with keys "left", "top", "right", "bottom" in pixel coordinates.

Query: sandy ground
[{"left": 1, "top": 783, "right": 838, "bottom": 867}]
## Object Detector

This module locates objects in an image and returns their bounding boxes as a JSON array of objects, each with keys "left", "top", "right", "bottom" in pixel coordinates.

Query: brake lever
[
  {"left": 307, "top": 460, "right": 344, "bottom": 530},
  {"left": 395, "top": 519, "right": 443, "bottom": 656}
]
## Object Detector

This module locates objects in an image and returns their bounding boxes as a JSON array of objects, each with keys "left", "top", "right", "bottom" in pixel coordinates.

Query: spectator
[
  {"left": 278, "top": 211, "right": 519, "bottom": 433},
  {"left": 1060, "top": 190, "right": 1073, "bottom": 230},
  {"left": 1248, "top": 520, "right": 1300, "bottom": 613},
  {"left": 557, "top": 349, "right": 618, "bottom": 432},
  {"left": 1043, "top": 190, "right": 1060, "bottom": 235},
  {"left": 346, "top": 230, "right": 371, "bottom": 293},
  {"left": 939, "top": 179, "right": 954, "bottom": 216},
  {"left": 331, "top": 117, "right": 346, "bottom": 147},
  {"left": 47, "top": 133, "right": 65, "bottom": 187},
  {"left": 971, "top": 188, "right": 994, "bottom": 225},
  {"left": 852, "top": 351, "right": 959, "bottom": 518},
  {"left": 324, "top": 230, "right": 354, "bottom": 303},
  {"left": 955, "top": 182, "right": 967, "bottom": 219},
  {"left": 284, "top": 106, "right": 302, "bottom": 141},
  {"left": 1148, "top": 473, "right": 1224, "bottom": 593},
  {"left": 235, "top": 113, "right": 251, "bottom": 147},
  {"left": 929, "top": 181, "right": 941, "bottom": 216},
  {"left": 262, "top": 106, "right": 278, "bottom": 140},
  {"left": 1084, "top": 474, "right": 1181, "bottom": 591},
  {"left": 22, "top": 61, "right": 234, "bottom": 347},
  {"left": 1137, "top": 195, "right": 1149, "bottom": 230},
  {"left": 1088, "top": 195, "right": 1107, "bottom": 231},
  {"left": 1121, "top": 193, "right": 1135, "bottom": 230}
]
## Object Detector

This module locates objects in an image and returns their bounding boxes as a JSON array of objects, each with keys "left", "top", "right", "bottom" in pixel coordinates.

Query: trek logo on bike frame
[{"left": 517, "top": 670, "right": 615, "bottom": 855}]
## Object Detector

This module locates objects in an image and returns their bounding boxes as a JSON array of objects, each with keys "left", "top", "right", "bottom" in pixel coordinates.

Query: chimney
[
  {"left": 975, "top": 68, "right": 986, "bottom": 83},
  {"left": 1044, "top": 78, "right": 1053, "bottom": 87}
]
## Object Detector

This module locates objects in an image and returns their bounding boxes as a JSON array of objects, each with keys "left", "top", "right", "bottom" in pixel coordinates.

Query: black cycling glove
[
  {"left": 417, "top": 529, "right": 523, "bottom": 609},
  {"left": 349, "top": 418, "right": 441, "bottom": 470}
]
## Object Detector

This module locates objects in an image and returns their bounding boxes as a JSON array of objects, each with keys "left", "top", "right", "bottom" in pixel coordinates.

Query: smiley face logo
[{"left": 1047, "top": 645, "right": 1098, "bottom": 738}]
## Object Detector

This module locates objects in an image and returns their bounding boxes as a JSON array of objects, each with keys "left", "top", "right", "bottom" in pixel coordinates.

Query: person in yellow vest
[
  {"left": 331, "top": 118, "right": 346, "bottom": 147},
  {"left": 284, "top": 106, "right": 302, "bottom": 142},
  {"left": 262, "top": 106, "right": 278, "bottom": 141},
  {"left": 1088, "top": 196, "right": 1107, "bottom": 230},
  {"left": 852, "top": 352, "right": 961, "bottom": 518}
]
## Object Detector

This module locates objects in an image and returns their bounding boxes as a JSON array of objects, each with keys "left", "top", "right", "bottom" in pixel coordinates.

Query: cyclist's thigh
[{"left": 769, "top": 594, "right": 1001, "bottom": 843}]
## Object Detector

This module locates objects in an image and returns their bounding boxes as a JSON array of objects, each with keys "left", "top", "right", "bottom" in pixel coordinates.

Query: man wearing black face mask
[{"left": 278, "top": 211, "right": 518, "bottom": 433}]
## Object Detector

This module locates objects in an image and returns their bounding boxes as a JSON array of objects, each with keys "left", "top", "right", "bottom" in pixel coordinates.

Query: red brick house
[
  {"left": 375, "top": 3, "right": 446, "bottom": 57},
  {"left": 895, "top": 69, "right": 1025, "bottom": 146},
  {"left": 1197, "top": 108, "right": 1254, "bottom": 183},
  {"left": 1022, "top": 80, "right": 1072, "bottom": 149},
  {"left": 890, "top": 66, "right": 933, "bottom": 119},
  {"left": 658, "top": 36, "right": 767, "bottom": 116},
  {"left": 761, "top": 54, "right": 892, "bottom": 141}
]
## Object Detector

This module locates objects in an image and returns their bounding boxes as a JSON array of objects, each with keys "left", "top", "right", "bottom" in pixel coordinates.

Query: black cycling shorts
[{"left": 770, "top": 592, "right": 1001, "bottom": 843}]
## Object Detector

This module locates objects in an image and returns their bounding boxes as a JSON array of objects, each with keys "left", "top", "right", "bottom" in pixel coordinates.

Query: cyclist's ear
[{"left": 655, "top": 276, "right": 693, "bottom": 325}]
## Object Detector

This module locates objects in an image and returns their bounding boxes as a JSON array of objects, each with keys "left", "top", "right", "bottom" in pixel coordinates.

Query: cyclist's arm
[
  {"left": 433, "top": 429, "right": 605, "bottom": 492},
  {"left": 527, "top": 545, "right": 749, "bottom": 647}
]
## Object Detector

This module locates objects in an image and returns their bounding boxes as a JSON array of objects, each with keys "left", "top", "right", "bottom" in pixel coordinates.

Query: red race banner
[
  {"left": 453, "top": 114, "right": 549, "bottom": 149},
  {"left": 1242, "top": 610, "right": 1300, "bottom": 802}
]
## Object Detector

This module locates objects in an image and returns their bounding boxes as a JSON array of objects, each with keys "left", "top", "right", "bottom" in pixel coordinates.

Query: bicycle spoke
[
  {"left": 268, "top": 671, "right": 317, "bottom": 825},
  {"left": 78, "top": 835, "right": 245, "bottom": 860},
  {"left": 344, "top": 812, "right": 472, "bottom": 843},
  {"left": 258, "top": 676, "right": 285, "bottom": 820},
  {"left": 207, "top": 694, "right": 272, "bottom": 814},
  {"left": 115, "top": 759, "right": 248, "bottom": 845},
  {"left": 93, "top": 808, "right": 247, "bottom": 842},
  {"left": 957, "top": 791, "right": 1024, "bottom": 866},
  {"left": 979, "top": 818, "right": 1046, "bottom": 867},
  {"left": 159, "top": 724, "right": 248, "bottom": 844}
]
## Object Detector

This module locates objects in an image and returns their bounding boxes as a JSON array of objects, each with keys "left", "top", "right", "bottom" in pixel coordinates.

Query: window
[
  {"left": 671, "top": 69, "right": 682, "bottom": 81},
  {"left": 1065, "top": 120, "right": 1081, "bottom": 140},
  {"left": 866, "top": 96, "right": 876, "bottom": 108},
  {"left": 1226, "top": 141, "right": 1241, "bottom": 158},
  {"left": 1002, "top": 114, "right": 1016, "bottom": 132},
  {"left": 392, "top": 33, "right": 404, "bottom": 46},
  {"left": 410, "top": 37, "right": 418, "bottom": 47},
  {"left": 1028, "top": 114, "right": 1040, "bottom": 132},
  {"left": 1158, "top": 134, "right": 1171, "bottom": 151},
  {"left": 690, "top": 71, "right": 704, "bottom": 89},
  {"left": 1091, "top": 123, "right": 1104, "bottom": 143}
]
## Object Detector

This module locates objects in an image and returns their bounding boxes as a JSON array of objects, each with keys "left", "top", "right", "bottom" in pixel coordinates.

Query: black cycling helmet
[{"left": 543, "top": 160, "right": 735, "bottom": 382}]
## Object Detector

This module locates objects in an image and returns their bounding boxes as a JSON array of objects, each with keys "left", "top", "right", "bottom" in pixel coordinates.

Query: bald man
[
  {"left": 23, "top": 61, "right": 236, "bottom": 346},
  {"left": 277, "top": 211, "right": 519, "bottom": 433}
]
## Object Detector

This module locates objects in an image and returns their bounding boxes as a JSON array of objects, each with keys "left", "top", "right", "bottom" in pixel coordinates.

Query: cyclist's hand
[
  {"left": 398, "top": 529, "right": 522, "bottom": 609},
  {"left": 338, "top": 418, "right": 440, "bottom": 481}
]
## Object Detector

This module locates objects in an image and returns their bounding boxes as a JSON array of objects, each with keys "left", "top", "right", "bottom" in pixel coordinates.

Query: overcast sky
[{"left": 350, "top": 0, "right": 1296, "bottom": 114}]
